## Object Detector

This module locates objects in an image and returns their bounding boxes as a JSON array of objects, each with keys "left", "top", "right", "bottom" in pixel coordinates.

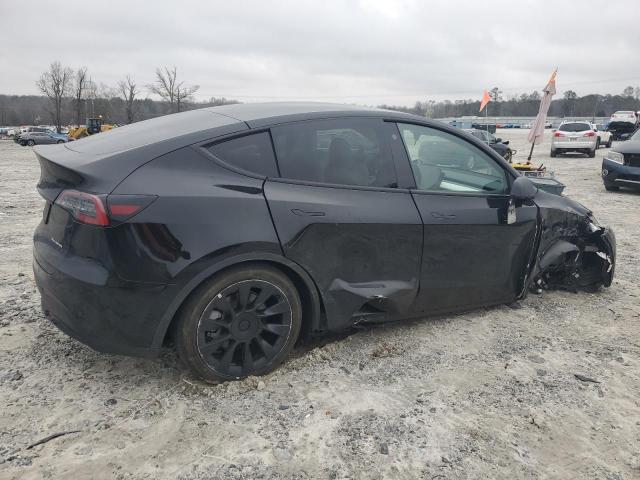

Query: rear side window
[
  {"left": 558, "top": 123, "right": 591, "bottom": 132},
  {"left": 271, "top": 118, "right": 397, "bottom": 188},
  {"left": 207, "top": 132, "right": 278, "bottom": 177}
]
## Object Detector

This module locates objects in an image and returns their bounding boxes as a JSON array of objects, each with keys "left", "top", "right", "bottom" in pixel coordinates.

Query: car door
[
  {"left": 264, "top": 117, "right": 423, "bottom": 330},
  {"left": 395, "top": 122, "right": 539, "bottom": 314}
]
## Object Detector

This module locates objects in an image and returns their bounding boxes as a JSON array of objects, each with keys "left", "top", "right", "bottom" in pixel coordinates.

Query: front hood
[
  {"left": 534, "top": 188, "right": 591, "bottom": 217},
  {"left": 608, "top": 121, "right": 637, "bottom": 132},
  {"left": 612, "top": 141, "right": 640, "bottom": 155}
]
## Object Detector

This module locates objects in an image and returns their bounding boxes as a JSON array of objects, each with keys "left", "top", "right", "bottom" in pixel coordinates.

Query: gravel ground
[{"left": 1, "top": 130, "right": 639, "bottom": 480}]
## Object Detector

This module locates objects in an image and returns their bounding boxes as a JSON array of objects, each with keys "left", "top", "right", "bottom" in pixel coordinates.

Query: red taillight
[
  {"left": 55, "top": 190, "right": 109, "bottom": 226},
  {"left": 584, "top": 131, "right": 596, "bottom": 137},
  {"left": 107, "top": 194, "right": 157, "bottom": 223},
  {"left": 109, "top": 204, "right": 142, "bottom": 216},
  {"left": 553, "top": 131, "right": 564, "bottom": 137}
]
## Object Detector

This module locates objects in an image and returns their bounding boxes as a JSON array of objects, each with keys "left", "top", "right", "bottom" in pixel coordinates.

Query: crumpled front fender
[{"left": 530, "top": 214, "right": 615, "bottom": 292}]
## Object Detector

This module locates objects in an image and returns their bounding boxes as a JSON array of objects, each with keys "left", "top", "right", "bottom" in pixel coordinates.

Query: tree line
[
  {"left": 379, "top": 86, "right": 640, "bottom": 119},
  {"left": 0, "top": 61, "right": 239, "bottom": 131},
  {"left": 2, "top": 61, "right": 639, "bottom": 130}
]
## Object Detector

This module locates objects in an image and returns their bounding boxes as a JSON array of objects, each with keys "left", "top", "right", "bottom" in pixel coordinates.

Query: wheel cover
[{"left": 196, "top": 279, "right": 293, "bottom": 378}]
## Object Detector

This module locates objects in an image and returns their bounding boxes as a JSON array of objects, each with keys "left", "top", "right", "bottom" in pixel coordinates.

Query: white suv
[{"left": 551, "top": 121, "right": 598, "bottom": 158}]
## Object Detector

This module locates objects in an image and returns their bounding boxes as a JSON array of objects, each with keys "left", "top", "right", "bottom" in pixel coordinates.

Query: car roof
[
  {"left": 202, "top": 102, "right": 416, "bottom": 128},
  {"left": 62, "top": 102, "right": 421, "bottom": 156}
]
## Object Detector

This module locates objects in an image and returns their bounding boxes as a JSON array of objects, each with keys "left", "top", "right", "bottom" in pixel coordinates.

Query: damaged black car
[{"left": 32, "top": 103, "right": 616, "bottom": 382}]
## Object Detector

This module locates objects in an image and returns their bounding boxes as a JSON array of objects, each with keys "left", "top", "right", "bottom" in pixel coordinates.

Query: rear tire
[
  {"left": 588, "top": 148, "right": 596, "bottom": 158},
  {"left": 56, "top": 140, "right": 64, "bottom": 144},
  {"left": 26, "top": 140, "right": 35, "bottom": 146},
  {"left": 175, "top": 264, "right": 302, "bottom": 383},
  {"left": 606, "top": 137, "right": 613, "bottom": 148},
  {"left": 595, "top": 138, "right": 601, "bottom": 149},
  {"left": 550, "top": 149, "right": 557, "bottom": 157},
  {"left": 604, "top": 185, "right": 619, "bottom": 191}
]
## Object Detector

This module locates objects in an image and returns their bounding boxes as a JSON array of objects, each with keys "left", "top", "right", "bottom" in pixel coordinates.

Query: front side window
[
  {"left": 271, "top": 118, "right": 397, "bottom": 188},
  {"left": 397, "top": 123, "right": 508, "bottom": 194},
  {"left": 207, "top": 132, "right": 278, "bottom": 177}
]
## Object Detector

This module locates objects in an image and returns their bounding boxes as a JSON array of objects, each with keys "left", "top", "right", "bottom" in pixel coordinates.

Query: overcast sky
[{"left": 1, "top": 0, "right": 639, "bottom": 106}]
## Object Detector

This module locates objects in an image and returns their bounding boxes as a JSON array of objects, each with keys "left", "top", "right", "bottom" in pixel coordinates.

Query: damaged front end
[{"left": 530, "top": 193, "right": 615, "bottom": 293}]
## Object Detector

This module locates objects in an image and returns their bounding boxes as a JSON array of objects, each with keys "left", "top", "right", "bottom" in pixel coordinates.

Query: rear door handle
[
  {"left": 431, "top": 212, "right": 456, "bottom": 220},
  {"left": 291, "top": 208, "right": 326, "bottom": 217}
]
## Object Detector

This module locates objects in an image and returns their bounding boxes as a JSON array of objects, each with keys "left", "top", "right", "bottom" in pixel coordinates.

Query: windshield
[
  {"left": 631, "top": 130, "right": 640, "bottom": 141},
  {"left": 559, "top": 123, "right": 591, "bottom": 132}
]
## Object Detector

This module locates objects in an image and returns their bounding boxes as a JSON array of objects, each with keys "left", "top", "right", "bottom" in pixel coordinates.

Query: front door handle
[
  {"left": 291, "top": 208, "right": 326, "bottom": 217},
  {"left": 431, "top": 212, "right": 456, "bottom": 220}
]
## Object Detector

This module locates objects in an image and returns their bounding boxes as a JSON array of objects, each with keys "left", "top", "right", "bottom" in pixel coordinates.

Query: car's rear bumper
[
  {"left": 602, "top": 158, "right": 640, "bottom": 189},
  {"left": 33, "top": 247, "right": 168, "bottom": 357},
  {"left": 552, "top": 140, "right": 596, "bottom": 150}
]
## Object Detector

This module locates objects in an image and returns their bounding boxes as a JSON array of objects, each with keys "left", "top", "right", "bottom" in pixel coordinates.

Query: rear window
[
  {"left": 559, "top": 123, "right": 591, "bottom": 132},
  {"left": 207, "top": 132, "right": 278, "bottom": 177}
]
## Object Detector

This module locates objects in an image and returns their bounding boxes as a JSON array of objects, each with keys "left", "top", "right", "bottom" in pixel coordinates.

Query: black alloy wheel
[{"left": 176, "top": 265, "right": 301, "bottom": 382}]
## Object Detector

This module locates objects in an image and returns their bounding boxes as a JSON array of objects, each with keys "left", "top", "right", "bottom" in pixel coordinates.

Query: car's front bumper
[{"left": 602, "top": 158, "right": 640, "bottom": 189}]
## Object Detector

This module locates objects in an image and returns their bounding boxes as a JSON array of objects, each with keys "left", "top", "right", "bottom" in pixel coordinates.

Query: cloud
[{"left": 1, "top": 0, "right": 639, "bottom": 105}]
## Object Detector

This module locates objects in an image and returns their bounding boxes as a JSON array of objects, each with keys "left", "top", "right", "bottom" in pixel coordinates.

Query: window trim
[
  {"left": 197, "top": 129, "right": 279, "bottom": 180},
  {"left": 267, "top": 175, "right": 409, "bottom": 194},
  {"left": 269, "top": 116, "right": 401, "bottom": 190},
  {"left": 393, "top": 121, "right": 515, "bottom": 197}
]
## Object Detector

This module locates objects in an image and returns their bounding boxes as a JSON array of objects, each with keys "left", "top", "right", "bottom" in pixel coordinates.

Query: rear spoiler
[{"left": 34, "top": 145, "right": 120, "bottom": 201}]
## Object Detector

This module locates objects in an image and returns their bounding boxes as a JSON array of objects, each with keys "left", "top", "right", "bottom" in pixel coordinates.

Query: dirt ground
[{"left": 1, "top": 129, "right": 639, "bottom": 480}]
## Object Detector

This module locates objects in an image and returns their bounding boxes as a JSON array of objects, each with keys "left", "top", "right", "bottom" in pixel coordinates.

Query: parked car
[
  {"left": 545, "top": 121, "right": 553, "bottom": 129},
  {"left": 551, "top": 121, "right": 598, "bottom": 157},
  {"left": 14, "top": 126, "right": 51, "bottom": 143},
  {"left": 19, "top": 131, "right": 68, "bottom": 146},
  {"left": 591, "top": 122, "right": 613, "bottom": 148},
  {"left": 32, "top": 103, "right": 615, "bottom": 382},
  {"left": 463, "top": 128, "right": 515, "bottom": 161},
  {"left": 601, "top": 128, "right": 640, "bottom": 191},
  {"left": 607, "top": 111, "right": 638, "bottom": 141},
  {"left": 610, "top": 111, "right": 638, "bottom": 125}
]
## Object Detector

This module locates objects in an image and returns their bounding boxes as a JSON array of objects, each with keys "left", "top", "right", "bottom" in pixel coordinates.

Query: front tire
[
  {"left": 56, "top": 140, "right": 64, "bottom": 144},
  {"left": 176, "top": 265, "right": 302, "bottom": 383},
  {"left": 26, "top": 140, "right": 35, "bottom": 146},
  {"left": 605, "top": 185, "right": 619, "bottom": 191},
  {"left": 606, "top": 137, "right": 613, "bottom": 148}
]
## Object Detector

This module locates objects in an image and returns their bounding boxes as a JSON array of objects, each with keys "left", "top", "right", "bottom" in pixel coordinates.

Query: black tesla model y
[{"left": 33, "top": 103, "right": 616, "bottom": 382}]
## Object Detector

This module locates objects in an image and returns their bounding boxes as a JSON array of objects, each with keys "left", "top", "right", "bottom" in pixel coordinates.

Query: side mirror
[
  {"left": 502, "top": 140, "right": 509, "bottom": 145},
  {"left": 511, "top": 176, "right": 537, "bottom": 200}
]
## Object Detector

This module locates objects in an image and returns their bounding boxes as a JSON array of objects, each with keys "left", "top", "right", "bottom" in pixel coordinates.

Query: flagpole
[
  {"left": 485, "top": 103, "right": 489, "bottom": 144},
  {"left": 527, "top": 137, "right": 535, "bottom": 162}
]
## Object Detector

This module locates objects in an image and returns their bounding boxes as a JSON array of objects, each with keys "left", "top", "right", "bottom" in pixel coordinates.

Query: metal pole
[{"left": 527, "top": 141, "right": 535, "bottom": 162}]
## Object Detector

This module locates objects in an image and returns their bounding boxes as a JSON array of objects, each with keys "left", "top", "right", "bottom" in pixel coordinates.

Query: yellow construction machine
[{"left": 68, "top": 117, "right": 116, "bottom": 140}]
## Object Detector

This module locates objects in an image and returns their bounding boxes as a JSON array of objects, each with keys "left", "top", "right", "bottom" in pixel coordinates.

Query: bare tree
[
  {"left": 36, "top": 61, "right": 73, "bottom": 132},
  {"left": 73, "top": 67, "right": 88, "bottom": 127},
  {"left": 622, "top": 86, "right": 635, "bottom": 97},
  {"left": 148, "top": 66, "right": 199, "bottom": 113},
  {"left": 176, "top": 83, "right": 200, "bottom": 112},
  {"left": 118, "top": 75, "right": 140, "bottom": 124}
]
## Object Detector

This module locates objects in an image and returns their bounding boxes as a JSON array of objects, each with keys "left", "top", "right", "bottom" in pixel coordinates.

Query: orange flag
[{"left": 479, "top": 90, "right": 491, "bottom": 112}]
